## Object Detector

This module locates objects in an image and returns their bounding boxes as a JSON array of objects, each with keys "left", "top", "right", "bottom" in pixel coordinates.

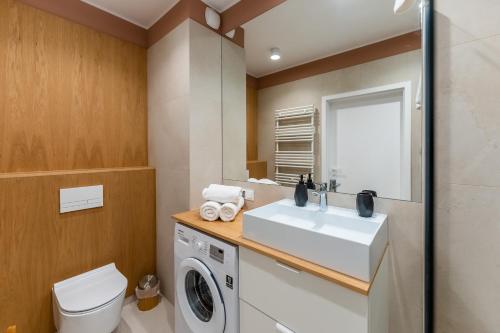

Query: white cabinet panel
[
  {"left": 240, "top": 300, "right": 277, "bottom": 333},
  {"left": 239, "top": 247, "right": 369, "bottom": 333}
]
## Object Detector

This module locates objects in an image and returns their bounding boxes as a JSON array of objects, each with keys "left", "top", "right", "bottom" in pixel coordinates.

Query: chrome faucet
[
  {"left": 329, "top": 178, "right": 341, "bottom": 192},
  {"left": 312, "top": 183, "right": 328, "bottom": 212}
]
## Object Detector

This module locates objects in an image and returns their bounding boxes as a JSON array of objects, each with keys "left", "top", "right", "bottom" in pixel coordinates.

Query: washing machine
[{"left": 175, "top": 223, "right": 239, "bottom": 333}]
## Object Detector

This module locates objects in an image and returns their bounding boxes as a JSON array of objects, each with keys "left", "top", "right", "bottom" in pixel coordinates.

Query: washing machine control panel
[
  {"left": 176, "top": 223, "right": 237, "bottom": 270},
  {"left": 190, "top": 237, "right": 224, "bottom": 263},
  {"left": 195, "top": 240, "right": 204, "bottom": 251},
  {"left": 209, "top": 244, "right": 224, "bottom": 263},
  {"left": 192, "top": 236, "right": 208, "bottom": 255}
]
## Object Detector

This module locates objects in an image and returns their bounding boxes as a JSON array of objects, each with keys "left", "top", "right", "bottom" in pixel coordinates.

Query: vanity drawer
[
  {"left": 240, "top": 299, "right": 296, "bottom": 333},
  {"left": 239, "top": 247, "right": 369, "bottom": 333}
]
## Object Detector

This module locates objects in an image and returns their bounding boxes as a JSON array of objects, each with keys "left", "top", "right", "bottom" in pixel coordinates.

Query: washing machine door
[{"left": 176, "top": 257, "right": 225, "bottom": 333}]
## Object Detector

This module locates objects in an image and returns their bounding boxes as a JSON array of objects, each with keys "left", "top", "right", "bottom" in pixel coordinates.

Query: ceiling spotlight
[{"left": 270, "top": 48, "right": 281, "bottom": 61}]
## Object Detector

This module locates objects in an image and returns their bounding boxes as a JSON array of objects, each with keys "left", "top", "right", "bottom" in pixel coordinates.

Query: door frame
[{"left": 320, "top": 81, "right": 413, "bottom": 200}]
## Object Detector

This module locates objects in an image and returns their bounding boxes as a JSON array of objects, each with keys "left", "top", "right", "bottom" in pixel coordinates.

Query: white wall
[{"left": 148, "top": 20, "right": 222, "bottom": 303}]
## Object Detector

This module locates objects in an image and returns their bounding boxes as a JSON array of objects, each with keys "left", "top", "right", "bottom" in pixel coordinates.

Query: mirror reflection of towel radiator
[{"left": 274, "top": 105, "right": 315, "bottom": 186}]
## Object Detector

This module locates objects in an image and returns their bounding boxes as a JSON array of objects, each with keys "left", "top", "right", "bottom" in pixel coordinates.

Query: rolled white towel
[
  {"left": 200, "top": 201, "right": 221, "bottom": 221},
  {"left": 220, "top": 197, "right": 244, "bottom": 222},
  {"left": 202, "top": 184, "right": 242, "bottom": 204}
]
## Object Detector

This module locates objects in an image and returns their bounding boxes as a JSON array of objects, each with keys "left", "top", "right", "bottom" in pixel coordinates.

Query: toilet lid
[{"left": 53, "top": 263, "right": 128, "bottom": 313}]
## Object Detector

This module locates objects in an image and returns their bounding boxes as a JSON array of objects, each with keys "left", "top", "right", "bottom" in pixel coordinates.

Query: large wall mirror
[{"left": 222, "top": 0, "right": 423, "bottom": 202}]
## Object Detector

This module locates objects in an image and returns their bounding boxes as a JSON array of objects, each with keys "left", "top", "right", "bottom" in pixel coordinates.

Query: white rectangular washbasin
[{"left": 243, "top": 199, "right": 388, "bottom": 282}]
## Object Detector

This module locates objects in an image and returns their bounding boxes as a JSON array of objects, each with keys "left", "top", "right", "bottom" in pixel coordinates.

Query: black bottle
[
  {"left": 356, "top": 190, "right": 378, "bottom": 217},
  {"left": 294, "top": 175, "right": 308, "bottom": 207},
  {"left": 306, "top": 173, "right": 315, "bottom": 190}
]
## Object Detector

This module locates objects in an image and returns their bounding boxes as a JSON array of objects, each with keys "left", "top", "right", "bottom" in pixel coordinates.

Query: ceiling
[
  {"left": 80, "top": 0, "right": 240, "bottom": 29},
  {"left": 80, "top": 0, "right": 420, "bottom": 76},
  {"left": 202, "top": 0, "right": 241, "bottom": 12},
  {"left": 243, "top": 0, "right": 421, "bottom": 77}
]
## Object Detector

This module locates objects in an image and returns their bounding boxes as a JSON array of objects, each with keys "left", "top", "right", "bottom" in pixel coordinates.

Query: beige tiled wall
[
  {"left": 225, "top": 179, "right": 423, "bottom": 333},
  {"left": 435, "top": 1, "right": 500, "bottom": 332},
  {"left": 189, "top": 21, "right": 223, "bottom": 208},
  {"left": 148, "top": 21, "right": 190, "bottom": 303},
  {"left": 222, "top": 38, "right": 247, "bottom": 181},
  {"left": 148, "top": 20, "right": 222, "bottom": 303}
]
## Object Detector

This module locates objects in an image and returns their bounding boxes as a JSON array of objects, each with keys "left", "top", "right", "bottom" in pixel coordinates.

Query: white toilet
[{"left": 52, "top": 263, "right": 128, "bottom": 333}]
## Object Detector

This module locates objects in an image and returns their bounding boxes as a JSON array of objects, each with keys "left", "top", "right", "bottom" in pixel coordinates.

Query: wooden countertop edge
[{"left": 172, "top": 210, "right": 371, "bottom": 295}]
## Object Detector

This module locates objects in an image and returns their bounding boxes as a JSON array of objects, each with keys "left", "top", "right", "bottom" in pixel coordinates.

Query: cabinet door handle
[
  {"left": 276, "top": 261, "right": 301, "bottom": 274},
  {"left": 275, "top": 323, "right": 295, "bottom": 333}
]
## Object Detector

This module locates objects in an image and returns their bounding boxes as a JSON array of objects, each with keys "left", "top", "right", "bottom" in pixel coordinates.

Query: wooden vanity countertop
[{"left": 172, "top": 210, "right": 372, "bottom": 295}]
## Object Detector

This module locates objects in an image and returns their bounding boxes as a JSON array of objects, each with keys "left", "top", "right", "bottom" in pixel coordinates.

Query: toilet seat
[
  {"left": 56, "top": 288, "right": 127, "bottom": 315},
  {"left": 52, "top": 263, "right": 128, "bottom": 333},
  {"left": 54, "top": 263, "right": 127, "bottom": 313}
]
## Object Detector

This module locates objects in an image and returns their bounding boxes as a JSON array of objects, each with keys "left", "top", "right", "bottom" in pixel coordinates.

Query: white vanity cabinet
[{"left": 239, "top": 247, "right": 388, "bottom": 333}]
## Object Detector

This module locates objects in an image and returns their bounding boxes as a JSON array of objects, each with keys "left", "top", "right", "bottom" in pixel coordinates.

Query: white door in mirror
[{"left": 60, "top": 185, "right": 103, "bottom": 213}]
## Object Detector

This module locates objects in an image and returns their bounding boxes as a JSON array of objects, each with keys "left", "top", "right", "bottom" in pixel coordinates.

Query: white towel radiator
[{"left": 274, "top": 105, "right": 315, "bottom": 186}]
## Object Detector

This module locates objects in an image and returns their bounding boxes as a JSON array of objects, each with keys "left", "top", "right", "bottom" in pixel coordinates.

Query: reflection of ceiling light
[
  {"left": 270, "top": 48, "right": 281, "bottom": 61},
  {"left": 225, "top": 29, "right": 236, "bottom": 39},
  {"left": 393, "top": 0, "right": 416, "bottom": 14}
]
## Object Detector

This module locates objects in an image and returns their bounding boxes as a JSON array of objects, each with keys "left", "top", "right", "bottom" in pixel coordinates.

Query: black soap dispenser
[
  {"left": 294, "top": 175, "right": 308, "bottom": 207},
  {"left": 306, "top": 173, "right": 315, "bottom": 190},
  {"left": 356, "top": 190, "right": 378, "bottom": 217}
]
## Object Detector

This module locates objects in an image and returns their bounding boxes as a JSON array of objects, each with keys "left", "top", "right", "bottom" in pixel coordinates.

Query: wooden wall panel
[
  {"left": 0, "top": 0, "right": 148, "bottom": 173},
  {"left": 246, "top": 75, "right": 268, "bottom": 178},
  {"left": 246, "top": 75, "right": 258, "bottom": 161},
  {"left": 0, "top": 167, "right": 156, "bottom": 333},
  {"left": 247, "top": 160, "right": 267, "bottom": 179}
]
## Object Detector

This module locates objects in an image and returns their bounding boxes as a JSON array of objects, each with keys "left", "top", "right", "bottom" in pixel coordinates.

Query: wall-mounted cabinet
[{"left": 239, "top": 247, "right": 388, "bottom": 333}]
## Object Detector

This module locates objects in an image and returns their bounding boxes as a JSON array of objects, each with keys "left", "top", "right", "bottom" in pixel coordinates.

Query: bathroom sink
[{"left": 243, "top": 199, "right": 387, "bottom": 282}]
